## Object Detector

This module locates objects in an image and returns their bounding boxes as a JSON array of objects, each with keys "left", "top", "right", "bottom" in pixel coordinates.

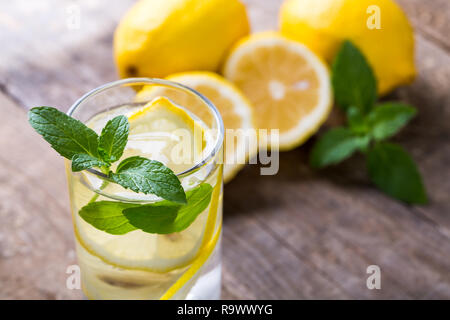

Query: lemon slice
[
  {"left": 74, "top": 97, "right": 209, "bottom": 273},
  {"left": 161, "top": 165, "right": 223, "bottom": 300},
  {"left": 124, "top": 96, "right": 204, "bottom": 174},
  {"left": 137, "top": 72, "right": 257, "bottom": 183},
  {"left": 223, "top": 32, "right": 332, "bottom": 150}
]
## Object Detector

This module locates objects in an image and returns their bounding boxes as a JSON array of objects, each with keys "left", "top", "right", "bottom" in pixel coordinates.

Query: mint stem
[{"left": 89, "top": 180, "right": 109, "bottom": 203}]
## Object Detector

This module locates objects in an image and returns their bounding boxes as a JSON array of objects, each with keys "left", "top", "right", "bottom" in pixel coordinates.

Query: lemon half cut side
[{"left": 223, "top": 32, "right": 332, "bottom": 151}]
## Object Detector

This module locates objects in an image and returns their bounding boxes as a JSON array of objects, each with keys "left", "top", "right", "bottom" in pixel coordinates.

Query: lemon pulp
[{"left": 223, "top": 32, "right": 332, "bottom": 151}]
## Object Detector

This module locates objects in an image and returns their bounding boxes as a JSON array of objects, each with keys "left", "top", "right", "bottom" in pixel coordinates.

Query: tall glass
[{"left": 66, "top": 78, "right": 224, "bottom": 300}]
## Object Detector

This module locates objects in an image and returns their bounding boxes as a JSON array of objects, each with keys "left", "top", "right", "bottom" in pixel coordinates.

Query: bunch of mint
[
  {"left": 28, "top": 107, "right": 213, "bottom": 234},
  {"left": 310, "top": 41, "right": 427, "bottom": 204}
]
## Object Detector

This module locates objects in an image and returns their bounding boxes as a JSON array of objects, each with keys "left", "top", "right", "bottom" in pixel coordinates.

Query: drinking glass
[{"left": 66, "top": 78, "right": 224, "bottom": 299}]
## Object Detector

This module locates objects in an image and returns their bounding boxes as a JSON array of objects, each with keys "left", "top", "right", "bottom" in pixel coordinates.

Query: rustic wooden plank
[
  {"left": 397, "top": 0, "right": 450, "bottom": 51},
  {"left": 222, "top": 204, "right": 348, "bottom": 299},
  {"left": 0, "top": 0, "right": 135, "bottom": 109},
  {"left": 392, "top": 34, "right": 450, "bottom": 233},
  {"left": 0, "top": 92, "right": 82, "bottom": 299},
  {"left": 220, "top": 32, "right": 450, "bottom": 299},
  {"left": 224, "top": 147, "right": 450, "bottom": 299}
]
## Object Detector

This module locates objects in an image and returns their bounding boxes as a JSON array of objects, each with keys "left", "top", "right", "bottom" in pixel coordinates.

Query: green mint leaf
[
  {"left": 368, "top": 102, "right": 417, "bottom": 140},
  {"left": 77, "top": 183, "right": 212, "bottom": 235},
  {"left": 332, "top": 41, "right": 377, "bottom": 113},
  {"left": 123, "top": 183, "right": 213, "bottom": 234},
  {"left": 122, "top": 204, "right": 180, "bottom": 235},
  {"left": 98, "top": 115, "right": 129, "bottom": 163},
  {"left": 71, "top": 154, "right": 109, "bottom": 172},
  {"left": 310, "top": 127, "right": 370, "bottom": 168},
  {"left": 347, "top": 106, "right": 370, "bottom": 134},
  {"left": 110, "top": 156, "right": 187, "bottom": 204},
  {"left": 367, "top": 143, "right": 427, "bottom": 204},
  {"left": 78, "top": 201, "right": 139, "bottom": 235},
  {"left": 169, "top": 183, "right": 213, "bottom": 231},
  {"left": 28, "top": 106, "right": 99, "bottom": 159}
]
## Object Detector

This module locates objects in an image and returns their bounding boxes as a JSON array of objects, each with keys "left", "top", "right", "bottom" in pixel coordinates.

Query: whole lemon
[
  {"left": 114, "top": 0, "right": 249, "bottom": 78},
  {"left": 280, "top": 0, "right": 416, "bottom": 95}
]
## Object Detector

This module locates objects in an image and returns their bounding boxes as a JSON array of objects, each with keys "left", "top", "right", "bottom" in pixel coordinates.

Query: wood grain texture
[
  {"left": 397, "top": 0, "right": 450, "bottom": 50},
  {"left": 0, "top": 0, "right": 449, "bottom": 299},
  {"left": 0, "top": 0, "right": 135, "bottom": 108},
  {"left": 0, "top": 93, "right": 82, "bottom": 299}
]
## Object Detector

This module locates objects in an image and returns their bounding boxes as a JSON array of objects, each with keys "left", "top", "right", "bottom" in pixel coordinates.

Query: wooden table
[{"left": 0, "top": 0, "right": 449, "bottom": 299}]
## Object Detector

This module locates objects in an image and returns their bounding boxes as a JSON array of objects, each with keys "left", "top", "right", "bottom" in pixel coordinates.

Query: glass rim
[{"left": 67, "top": 77, "right": 224, "bottom": 178}]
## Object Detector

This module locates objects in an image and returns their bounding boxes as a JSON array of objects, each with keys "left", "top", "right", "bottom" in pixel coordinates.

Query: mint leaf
[
  {"left": 78, "top": 201, "right": 139, "bottom": 235},
  {"left": 169, "top": 183, "right": 213, "bottom": 231},
  {"left": 122, "top": 204, "right": 180, "bottom": 234},
  {"left": 310, "top": 127, "right": 370, "bottom": 168},
  {"left": 77, "top": 183, "right": 212, "bottom": 235},
  {"left": 368, "top": 103, "right": 417, "bottom": 140},
  {"left": 29, "top": 106, "right": 188, "bottom": 205},
  {"left": 347, "top": 106, "right": 369, "bottom": 134},
  {"left": 71, "top": 154, "right": 109, "bottom": 172},
  {"left": 98, "top": 115, "right": 129, "bottom": 163},
  {"left": 332, "top": 41, "right": 377, "bottom": 113},
  {"left": 367, "top": 143, "right": 427, "bottom": 204},
  {"left": 28, "top": 107, "right": 99, "bottom": 159},
  {"left": 123, "top": 183, "right": 213, "bottom": 234},
  {"left": 110, "top": 156, "right": 187, "bottom": 204}
]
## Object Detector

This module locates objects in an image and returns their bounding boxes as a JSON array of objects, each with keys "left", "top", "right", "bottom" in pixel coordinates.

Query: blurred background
[{"left": 0, "top": 0, "right": 449, "bottom": 299}]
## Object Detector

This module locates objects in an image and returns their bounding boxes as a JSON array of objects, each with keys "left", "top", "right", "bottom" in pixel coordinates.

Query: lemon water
[{"left": 67, "top": 102, "right": 223, "bottom": 299}]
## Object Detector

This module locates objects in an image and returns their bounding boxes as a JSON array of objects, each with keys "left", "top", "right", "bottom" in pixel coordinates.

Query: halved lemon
[
  {"left": 74, "top": 97, "right": 211, "bottom": 273},
  {"left": 223, "top": 32, "right": 332, "bottom": 150},
  {"left": 137, "top": 72, "right": 257, "bottom": 183}
]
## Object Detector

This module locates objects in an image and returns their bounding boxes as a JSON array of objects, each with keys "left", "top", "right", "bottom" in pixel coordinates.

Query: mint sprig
[
  {"left": 28, "top": 106, "right": 185, "bottom": 204},
  {"left": 79, "top": 183, "right": 213, "bottom": 235},
  {"left": 310, "top": 41, "right": 427, "bottom": 204},
  {"left": 27, "top": 106, "right": 210, "bottom": 234}
]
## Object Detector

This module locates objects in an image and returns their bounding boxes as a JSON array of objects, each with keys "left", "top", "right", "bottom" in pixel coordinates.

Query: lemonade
[{"left": 60, "top": 79, "right": 224, "bottom": 299}]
